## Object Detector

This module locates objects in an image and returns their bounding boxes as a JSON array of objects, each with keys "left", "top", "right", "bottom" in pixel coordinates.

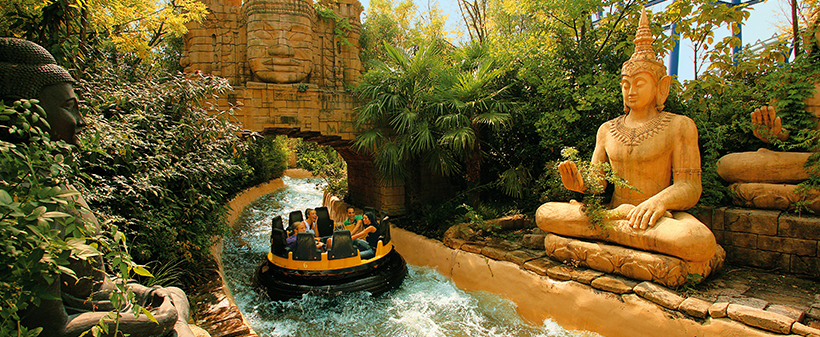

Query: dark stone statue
[{"left": 0, "top": 37, "right": 195, "bottom": 337}]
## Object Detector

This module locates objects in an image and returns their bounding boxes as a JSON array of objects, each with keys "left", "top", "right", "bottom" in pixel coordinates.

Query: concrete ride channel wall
[{"left": 198, "top": 172, "right": 818, "bottom": 337}]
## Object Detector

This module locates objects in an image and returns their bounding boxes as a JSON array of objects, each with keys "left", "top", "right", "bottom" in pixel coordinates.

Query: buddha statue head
[
  {"left": 245, "top": 0, "right": 316, "bottom": 83},
  {"left": 0, "top": 38, "right": 84, "bottom": 145},
  {"left": 620, "top": 9, "right": 671, "bottom": 114}
]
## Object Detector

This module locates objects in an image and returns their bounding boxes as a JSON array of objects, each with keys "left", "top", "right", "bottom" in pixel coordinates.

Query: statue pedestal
[
  {"left": 730, "top": 183, "right": 820, "bottom": 213},
  {"left": 543, "top": 234, "right": 725, "bottom": 287}
]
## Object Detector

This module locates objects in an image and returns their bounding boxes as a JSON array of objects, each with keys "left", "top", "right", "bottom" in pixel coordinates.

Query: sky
[{"left": 357, "top": 0, "right": 797, "bottom": 82}]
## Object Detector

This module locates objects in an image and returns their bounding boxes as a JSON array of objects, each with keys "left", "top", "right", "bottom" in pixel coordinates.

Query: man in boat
[
  {"left": 2, "top": 37, "right": 195, "bottom": 337},
  {"left": 534, "top": 10, "right": 721, "bottom": 286},
  {"left": 344, "top": 207, "right": 364, "bottom": 234}
]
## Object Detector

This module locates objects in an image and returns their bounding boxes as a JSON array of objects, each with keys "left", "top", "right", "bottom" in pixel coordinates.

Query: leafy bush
[
  {"left": 0, "top": 99, "right": 141, "bottom": 336},
  {"left": 75, "top": 65, "right": 254, "bottom": 279},
  {"left": 295, "top": 139, "right": 348, "bottom": 198},
  {"left": 241, "top": 135, "right": 288, "bottom": 186}
]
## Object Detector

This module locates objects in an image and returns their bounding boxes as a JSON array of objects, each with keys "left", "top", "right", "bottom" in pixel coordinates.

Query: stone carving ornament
[{"left": 244, "top": 0, "right": 317, "bottom": 83}]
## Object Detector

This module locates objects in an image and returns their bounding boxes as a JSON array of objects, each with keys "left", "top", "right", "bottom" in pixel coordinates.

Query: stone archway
[{"left": 181, "top": 0, "right": 406, "bottom": 215}]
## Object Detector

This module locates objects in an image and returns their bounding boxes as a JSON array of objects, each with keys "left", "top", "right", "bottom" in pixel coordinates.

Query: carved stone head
[
  {"left": 621, "top": 9, "right": 671, "bottom": 113},
  {"left": 0, "top": 38, "right": 83, "bottom": 144},
  {"left": 244, "top": 0, "right": 316, "bottom": 83}
]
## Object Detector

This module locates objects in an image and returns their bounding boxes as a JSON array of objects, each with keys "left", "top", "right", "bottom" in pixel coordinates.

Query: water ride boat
[{"left": 254, "top": 207, "right": 407, "bottom": 300}]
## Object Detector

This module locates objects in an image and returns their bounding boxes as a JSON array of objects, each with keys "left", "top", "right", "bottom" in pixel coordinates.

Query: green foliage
[
  {"left": 558, "top": 147, "right": 633, "bottom": 229},
  {"left": 1, "top": 0, "right": 208, "bottom": 70},
  {"left": 241, "top": 135, "right": 288, "bottom": 186},
  {"left": 0, "top": 99, "right": 79, "bottom": 336},
  {"left": 315, "top": 3, "right": 354, "bottom": 48},
  {"left": 354, "top": 41, "right": 510, "bottom": 184},
  {"left": 295, "top": 140, "right": 348, "bottom": 198},
  {"left": 75, "top": 63, "right": 251, "bottom": 277},
  {"left": 0, "top": 99, "right": 147, "bottom": 336}
]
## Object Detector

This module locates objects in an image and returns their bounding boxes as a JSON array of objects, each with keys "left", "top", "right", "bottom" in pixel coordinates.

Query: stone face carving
[
  {"left": 0, "top": 37, "right": 194, "bottom": 337},
  {"left": 534, "top": 10, "right": 722, "bottom": 287},
  {"left": 716, "top": 85, "right": 820, "bottom": 212},
  {"left": 245, "top": 0, "right": 316, "bottom": 83}
]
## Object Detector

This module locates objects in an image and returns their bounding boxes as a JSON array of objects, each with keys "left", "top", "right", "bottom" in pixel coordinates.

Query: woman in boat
[{"left": 362, "top": 212, "right": 382, "bottom": 248}]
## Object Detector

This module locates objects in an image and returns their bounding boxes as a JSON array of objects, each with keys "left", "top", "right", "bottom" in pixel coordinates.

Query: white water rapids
[{"left": 221, "top": 176, "right": 602, "bottom": 337}]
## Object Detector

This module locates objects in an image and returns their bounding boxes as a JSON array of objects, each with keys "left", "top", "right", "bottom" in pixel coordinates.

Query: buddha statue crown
[
  {"left": 244, "top": 0, "right": 314, "bottom": 18},
  {"left": 621, "top": 8, "right": 666, "bottom": 81},
  {"left": 0, "top": 38, "right": 74, "bottom": 101}
]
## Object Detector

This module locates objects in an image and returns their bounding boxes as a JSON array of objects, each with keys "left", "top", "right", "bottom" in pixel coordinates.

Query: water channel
[{"left": 222, "top": 176, "right": 602, "bottom": 337}]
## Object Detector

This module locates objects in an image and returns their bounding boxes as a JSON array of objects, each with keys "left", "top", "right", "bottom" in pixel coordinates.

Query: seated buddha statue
[
  {"left": 536, "top": 10, "right": 719, "bottom": 271},
  {"left": 0, "top": 38, "right": 194, "bottom": 337}
]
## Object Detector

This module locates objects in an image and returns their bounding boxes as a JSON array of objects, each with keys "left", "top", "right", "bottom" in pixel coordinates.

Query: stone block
[
  {"left": 634, "top": 282, "right": 685, "bottom": 310},
  {"left": 507, "top": 250, "right": 543, "bottom": 266},
  {"left": 758, "top": 235, "right": 817, "bottom": 256},
  {"left": 791, "top": 255, "right": 820, "bottom": 278},
  {"left": 729, "top": 297, "right": 769, "bottom": 310},
  {"left": 724, "top": 208, "right": 779, "bottom": 235},
  {"left": 713, "top": 230, "right": 725, "bottom": 245},
  {"left": 709, "top": 302, "right": 730, "bottom": 318},
  {"left": 590, "top": 275, "right": 636, "bottom": 294},
  {"left": 713, "top": 207, "right": 726, "bottom": 230},
  {"left": 780, "top": 214, "right": 820, "bottom": 240},
  {"left": 461, "top": 244, "right": 484, "bottom": 254},
  {"left": 727, "top": 304, "right": 795, "bottom": 334},
  {"left": 481, "top": 246, "right": 509, "bottom": 261},
  {"left": 792, "top": 322, "right": 820, "bottom": 337},
  {"left": 546, "top": 265, "right": 573, "bottom": 281},
  {"left": 724, "top": 246, "right": 789, "bottom": 270},
  {"left": 724, "top": 232, "right": 758, "bottom": 248},
  {"left": 523, "top": 258, "right": 557, "bottom": 276},
  {"left": 679, "top": 297, "right": 712, "bottom": 319},
  {"left": 521, "top": 233, "right": 546, "bottom": 250},
  {"left": 765, "top": 304, "right": 805, "bottom": 322},
  {"left": 569, "top": 268, "right": 604, "bottom": 285}
]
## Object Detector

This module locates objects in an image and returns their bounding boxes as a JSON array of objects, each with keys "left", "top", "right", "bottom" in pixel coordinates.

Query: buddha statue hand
[
  {"left": 629, "top": 198, "right": 674, "bottom": 230},
  {"left": 751, "top": 106, "right": 789, "bottom": 143},
  {"left": 558, "top": 160, "right": 586, "bottom": 193}
]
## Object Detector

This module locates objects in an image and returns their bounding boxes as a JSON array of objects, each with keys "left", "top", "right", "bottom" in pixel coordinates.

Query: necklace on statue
[{"left": 609, "top": 111, "right": 673, "bottom": 153}]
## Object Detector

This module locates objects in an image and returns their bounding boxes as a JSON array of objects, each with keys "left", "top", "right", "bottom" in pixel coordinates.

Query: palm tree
[{"left": 354, "top": 41, "right": 511, "bottom": 189}]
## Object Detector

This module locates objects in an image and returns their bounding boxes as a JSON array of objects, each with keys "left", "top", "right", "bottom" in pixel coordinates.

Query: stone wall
[{"left": 696, "top": 207, "right": 820, "bottom": 279}]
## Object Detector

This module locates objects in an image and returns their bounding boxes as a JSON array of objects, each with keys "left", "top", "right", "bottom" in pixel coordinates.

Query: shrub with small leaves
[{"left": 0, "top": 99, "right": 96, "bottom": 336}]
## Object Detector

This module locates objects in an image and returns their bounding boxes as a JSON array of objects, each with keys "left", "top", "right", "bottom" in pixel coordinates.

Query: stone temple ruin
[{"left": 181, "top": 0, "right": 406, "bottom": 215}]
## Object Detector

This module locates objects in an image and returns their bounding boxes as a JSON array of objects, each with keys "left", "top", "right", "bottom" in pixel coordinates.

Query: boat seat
[
  {"left": 381, "top": 217, "right": 392, "bottom": 245},
  {"left": 288, "top": 210, "right": 303, "bottom": 228},
  {"left": 328, "top": 230, "right": 358, "bottom": 260},
  {"left": 315, "top": 206, "right": 334, "bottom": 237},
  {"left": 270, "top": 216, "right": 287, "bottom": 257},
  {"left": 293, "top": 232, "right": 322, "bottom": 261},
  {"left": 354, "top": 239, "right": 375, "bottom": 260}
]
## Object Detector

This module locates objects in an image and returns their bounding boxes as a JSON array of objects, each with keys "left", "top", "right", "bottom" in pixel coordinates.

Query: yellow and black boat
[{"left": 254, "top": 208, "right": 407, "bottom": 301}]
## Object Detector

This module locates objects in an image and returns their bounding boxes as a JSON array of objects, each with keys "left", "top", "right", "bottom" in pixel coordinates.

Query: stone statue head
[
  {"left": 621, "top": 9, "right": 671, "bottom": 114},
  {"left": 0, "top": 38, "right": 84, "bottom": 144},
  {"left": 245, "top": 0, "right": 316, "bottom": 83}
]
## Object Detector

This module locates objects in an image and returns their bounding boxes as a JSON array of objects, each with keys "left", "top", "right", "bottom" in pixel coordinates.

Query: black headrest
[
  {"left": 328, "top": 230, "right": 358, "bottom": 260},
  {"left": 315, "top": 206, "right": 330, "bottom": 221},
  {"left": 288, "top": 210, "right": 304, "bottom": 226},
  {"left": 270, "top": 227, "right": 287, "bottom": 257},
  {"left": 293, "top": 232, "right": 322, "bottom": 261}
]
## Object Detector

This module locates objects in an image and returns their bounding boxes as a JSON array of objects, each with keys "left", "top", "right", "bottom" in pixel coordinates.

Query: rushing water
[{"left": 222, "top": 176, "right": 601, "bottom": 337}]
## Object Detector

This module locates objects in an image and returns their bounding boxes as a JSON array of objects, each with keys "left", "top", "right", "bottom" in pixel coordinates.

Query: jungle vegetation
[{"left": 2, "top": 0, "right": 820, "bottom": 335}]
